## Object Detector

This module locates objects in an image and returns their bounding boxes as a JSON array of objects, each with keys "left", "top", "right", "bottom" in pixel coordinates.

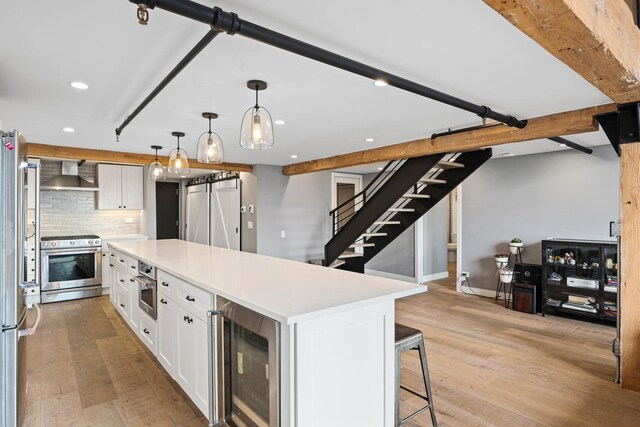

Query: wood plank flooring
[
  {"left": 23, "top": 296, "right": 207, "bottom": 426},
  {"left": 23, "top": 273, "right": 640, "bottom": 426}
]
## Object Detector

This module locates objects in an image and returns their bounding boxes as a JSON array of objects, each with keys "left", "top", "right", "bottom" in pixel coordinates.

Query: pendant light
[
  {"left": 148, "top": 145, "right": 165, "bottom": 181},
  {"left": 240, "top": 80, "right": 274, "bottom": 149},
  {"left": 197, "top": 112, "right": 224, "bottom": 163},
  {"left": 168, "top": 131, "right": 190, "bottom": 175}
]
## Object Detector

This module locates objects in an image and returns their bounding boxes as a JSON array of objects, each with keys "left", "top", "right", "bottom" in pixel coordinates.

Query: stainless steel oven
[
  {"left": 135, "top": 261, "right": 157, "bottom": 320},
  {"left": 40, "top": 235, "right": 102, "bottom": 303},
  {"left": 212, "top": 296, "right": 280, "bottom": 427}
]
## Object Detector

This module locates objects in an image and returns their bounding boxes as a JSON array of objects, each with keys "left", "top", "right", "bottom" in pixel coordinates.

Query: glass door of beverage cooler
[{"left": 214, "top": 296, "right": 280, "bottom": 427}]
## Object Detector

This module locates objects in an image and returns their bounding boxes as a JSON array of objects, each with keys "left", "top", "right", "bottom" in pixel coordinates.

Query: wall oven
[
  {"left": 212, "top": 296, "right": 280, "bottom": 427},
  {"left": 135, "top": 261, "right": 157, "bottom": 320},
  {"left": 40, "top": 235, "right": 102, "bottom": 303}
]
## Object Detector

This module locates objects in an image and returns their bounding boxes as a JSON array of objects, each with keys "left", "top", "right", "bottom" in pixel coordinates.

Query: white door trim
[{"left": 455, "top": 185, "right": 463, "bottom": 293}]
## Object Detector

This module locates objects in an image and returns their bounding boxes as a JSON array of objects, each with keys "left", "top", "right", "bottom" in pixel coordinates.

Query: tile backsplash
[{"left": 39, "top": 160, "right": 141, "bottom": 237}]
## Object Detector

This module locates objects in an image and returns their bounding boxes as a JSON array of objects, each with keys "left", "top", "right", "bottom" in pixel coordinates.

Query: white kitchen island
[{"left": 107, "top": 239, "right": 425, "bottom": 427}]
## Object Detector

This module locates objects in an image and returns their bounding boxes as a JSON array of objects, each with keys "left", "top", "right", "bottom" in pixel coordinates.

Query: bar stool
[{"left": 395, "top": 323, "right": 438, "bottom": 426}]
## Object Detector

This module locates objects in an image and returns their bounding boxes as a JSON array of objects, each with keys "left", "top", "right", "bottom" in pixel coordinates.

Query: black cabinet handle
[
  {"left": 161, "top": 282, "right": 169, "bottom": 287},
  {"left": 143, "top": 328, "right": 149, "bottom": 334},
  {"left": 160, "top": 298, "right": 167, "bottom": 304},
  {"left": 129, "top": 278, "right": 135, "bottom": 283},
  {"left": 183, "top": 315, "right": 188, "bottom": 321},
  {"left": 120, "top": 303, "right": 125, "bottom": 308},
  {"left": 130, "top": 265, "right": 135, "bottom": 270},
  {"left": 188, "top": 317, "right": 193, "bottom": 324},
  {"left": 119, "top": 279, "right": 125, "bottom": 283},
  {"left": 109, "top": 264, "right": 114, "bottom": 267},
  {"left": 119, "top": 259, "right": 125, "bottom": 263},
  {"left": 118, "top": 205, "right": 122, "bottom": 208},
  {"left": 185, "top": 295, "right": 195, "bottom": 302},
  {"left": 123, "top": 205, "right": 127, "bottom": 208}
]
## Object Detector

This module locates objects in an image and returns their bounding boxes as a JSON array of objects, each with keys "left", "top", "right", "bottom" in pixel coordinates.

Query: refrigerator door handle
[
  {"left": 18, "top": 303, "right": 41, "bottom": 337},
  {"left": 31, "top": 163, "right": 41, "bottom": 288}
]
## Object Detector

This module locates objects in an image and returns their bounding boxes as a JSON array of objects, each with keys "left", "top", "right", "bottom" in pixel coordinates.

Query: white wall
[{"left": 460, "top": 145, "right": 619, "bottom": 291}]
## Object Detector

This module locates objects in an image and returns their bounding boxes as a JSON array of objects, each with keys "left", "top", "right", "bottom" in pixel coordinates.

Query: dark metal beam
[
  {"left": 115, "top": 28, "right": 220, "bottom": 139},
  {"left": 549, "top": 137, "right": 593, "bottom": 154},
  {"left": 130, "top": 0, "right": 528, "bottom": 129}
]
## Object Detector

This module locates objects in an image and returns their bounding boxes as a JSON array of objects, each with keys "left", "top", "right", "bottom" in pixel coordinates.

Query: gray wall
[
  {"left": 40, "top": 160, "right": 141, "bottom": 237},
  {"left": 461, "top": 145, "right": 619, "bottom": 291},
  {"left": 255, "top": 165, "right": 332, "bottom": 262},
  {"left": 424, "top": 197, "right": 449, "bottom": 277},
  {"left": 240, "top": 171, "right": 258, "bottom": 253}
]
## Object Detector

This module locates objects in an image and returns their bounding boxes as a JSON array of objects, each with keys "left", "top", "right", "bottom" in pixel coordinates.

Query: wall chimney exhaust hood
[{"left": 41, "top": 161, "right": 98, "bottom": 191}]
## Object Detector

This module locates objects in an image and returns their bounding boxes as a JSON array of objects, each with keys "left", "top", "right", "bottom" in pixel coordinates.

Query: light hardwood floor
[{"left": 23, "top": 275, "right": 640, "bottom": 426}]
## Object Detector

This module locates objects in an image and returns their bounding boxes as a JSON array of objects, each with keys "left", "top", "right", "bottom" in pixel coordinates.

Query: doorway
[
  {"left": 331, "top": 172, "right": 363, "bottom": 252},
  {"left": 156, "top": 181, "right": 180, "bottom": 239}
]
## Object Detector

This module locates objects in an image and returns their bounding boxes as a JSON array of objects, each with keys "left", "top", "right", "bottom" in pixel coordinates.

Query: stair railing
[{"left": 330, "top": 158, "right": 406, "bottom": 236}]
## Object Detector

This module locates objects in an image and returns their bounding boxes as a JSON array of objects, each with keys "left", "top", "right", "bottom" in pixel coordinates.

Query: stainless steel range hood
[{"left": 41, "top": 161, "right": 98, "bottom": 191}]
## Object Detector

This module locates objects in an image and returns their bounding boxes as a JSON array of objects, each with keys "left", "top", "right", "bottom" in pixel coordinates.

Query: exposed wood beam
[
  {"left": 25, "top": 143, "right": 253, "bottom": 173},
  {"left": 282, "top": 104, "right": 617, "bottom": 175},
  {"left": 484, "top": 0, "right": 640, "bottom": 103},
  {"left": 620, "top": 142, "right": 640, "bottom": 393}
]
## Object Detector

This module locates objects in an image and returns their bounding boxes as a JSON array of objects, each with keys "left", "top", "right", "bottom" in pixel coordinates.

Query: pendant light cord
[
  {"left": 176, "top": 135, "right": 181, "bottom": 150},
  {"left": 255, "top": 86, "right": 259, "bottom": 109},
  {"left": 208, "top": 117, "right": 212, "bottom": 134},
  {"left": 154, "top": 147, "right": 159, "bottom": 161}
]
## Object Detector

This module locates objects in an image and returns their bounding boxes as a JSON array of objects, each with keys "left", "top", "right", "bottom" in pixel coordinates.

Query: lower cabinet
[
  {"left": 138, "top": 310, "right": 157, "bottom": 354},
  {"left": 174, "top": 305, "right": 209, "bottom": 417},
  {"left": 157, "top": 295, "right": 176, "bottom": 376}
]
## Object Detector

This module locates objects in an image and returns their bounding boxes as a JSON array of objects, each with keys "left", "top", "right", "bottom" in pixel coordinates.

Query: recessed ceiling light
[
  {"left": 274, "top": 120, "right": 286, "bottom": 125},
  {"left": 69, "top": 81, "right": 89, "bottom": 90},
  {"left": 500, "top": 152, "right": 514, "bottom": 157},
  {"left": 365, "top": 138, "right": 375, "bottom": 142},
  {"left": 374, "top": 79, "right": 388, "bottom": 87},
  {"left": 62, "top": 127, "right": 75, "bottom": 133},
  {"left": 559, "top": 143, "right": 567, "bottom": 147},
  {"left": 377, "top": 167, "right": 383, "bottom": 170},
  {"left": 290, "top": 154, "right": 298, "bottom": 159}
]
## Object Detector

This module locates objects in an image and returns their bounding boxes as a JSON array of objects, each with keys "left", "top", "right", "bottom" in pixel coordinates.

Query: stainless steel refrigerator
[{"left": 1, "top": 130, "right": 41, "bottom": 427}]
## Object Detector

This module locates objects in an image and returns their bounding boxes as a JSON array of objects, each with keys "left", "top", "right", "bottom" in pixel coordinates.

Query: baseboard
[
  {"left": 421, "top": 271, "right": 449, "bottom": 283},
  {"left": 365, "top": 268, "right": 416, "bottom": 283},
  {"left": 102, "top": 286, "right": 110, "bottom": 295}
]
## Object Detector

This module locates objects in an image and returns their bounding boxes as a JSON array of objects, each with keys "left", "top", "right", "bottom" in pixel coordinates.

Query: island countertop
[{"left": 108, "top": 239, "right": 425, "bottom": 324}]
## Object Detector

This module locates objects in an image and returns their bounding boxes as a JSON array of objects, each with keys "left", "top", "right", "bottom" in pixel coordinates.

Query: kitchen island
[{"left": 107, "top": 239, "right": 425, "bottom": 427}]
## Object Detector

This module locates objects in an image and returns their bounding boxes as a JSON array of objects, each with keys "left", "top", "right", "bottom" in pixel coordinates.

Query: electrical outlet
[
  {"left": 461, "top": 271, "right": 470, "bottom": 277},
  {"left": 280, "top": 230, "right": 286, "bottom": 238},
  {"left": 124, "top": 218, "right": 134, "bottom": 224},
  {"left": 248, "top": 221, "right": 253, "bottom": 229}
]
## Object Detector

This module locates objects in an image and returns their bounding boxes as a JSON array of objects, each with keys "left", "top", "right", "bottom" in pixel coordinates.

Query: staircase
[{"left": 324, "top": 149, "right": 492, "bottom": 272}]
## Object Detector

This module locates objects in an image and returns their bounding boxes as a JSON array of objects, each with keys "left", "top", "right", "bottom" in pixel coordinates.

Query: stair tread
[
  {"left": 338, "top": 251, "right": 364, "bottom": 259},
  {"left": 350, "top": 243, "right": 375, "bottom": 248},
  {"left": 435, "top": 160, "right": 464, "bottom": 169},
  {"left": 361, "top": 232, "right": 387, "bottom": 237},
  {"left": 373, "top": 221, "right": 401, "bottom": 225},
  {"left": 402, "top": 194, "right": 431, "bottom": 199},
  {"left": 419, "top": 178, "right": 446, "bottom": 184},
  {"left": 329, "top": 259, "right": 346, "bottom": 268},
  {"left": 388, "top": 208, "right": 415, "bottom": 212}
]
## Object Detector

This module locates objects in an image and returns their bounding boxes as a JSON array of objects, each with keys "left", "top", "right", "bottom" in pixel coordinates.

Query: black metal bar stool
[{"left": 395, "top": 323, "right": 438, "bottom": 426}]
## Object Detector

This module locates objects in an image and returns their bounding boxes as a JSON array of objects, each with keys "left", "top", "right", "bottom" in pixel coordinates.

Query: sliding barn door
[
  {"left": 209, "top": 179, "right": 240, "bottom": 250},
  {"left": 186, "top": 184, "right": 210, "bottom": 245}
]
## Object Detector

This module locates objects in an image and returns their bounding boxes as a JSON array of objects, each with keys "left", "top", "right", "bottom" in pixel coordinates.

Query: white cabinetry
[
  {"left": 157, "top": 269, "right": 212, "bottom": 418},
  {"left": 157, "top": 294, "right": 176, "bottom": 376},
  {"left": 97, "top": 164, "right": 143, "bottom": 210}
]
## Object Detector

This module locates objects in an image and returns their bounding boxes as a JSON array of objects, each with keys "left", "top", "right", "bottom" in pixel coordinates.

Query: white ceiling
[{"left": 0, "top": 0, "right": 612, "bottom": 167}]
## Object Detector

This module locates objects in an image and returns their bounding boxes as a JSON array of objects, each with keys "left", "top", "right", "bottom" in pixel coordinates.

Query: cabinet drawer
[
  {"left": 138, "top": 312, "right": 157, "bottom": 355},
  {"left": 116, "top": 285, "right": 130, "bottom": 321},
  {"left": 115, "top": 251, "right": 138, "bottom": 274},
  {"left": 157, "top": 270, "right": 213, "bottom": 320}
]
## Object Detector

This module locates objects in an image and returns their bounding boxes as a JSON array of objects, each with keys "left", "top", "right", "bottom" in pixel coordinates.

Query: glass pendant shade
[
  {"left": 167, "top": 132, "right": 189, "bottom": 175},
  {"left": 147, "top": 145, "right": 165, "bottom": 181},
  {"left": 197, "top": 112, "right": 224, "bottom": 163},
  {"left": 148, "top": 160, "right": 165, "bottom": 181},
  {"left": 240, "top": 106, "right": 274, "bottom": 149}
]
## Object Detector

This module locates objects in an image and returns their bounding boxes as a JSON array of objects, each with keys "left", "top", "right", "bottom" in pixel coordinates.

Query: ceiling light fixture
[
  {"left": 168, "top": 131, "right": 189, "bottom": 175},
  {"left": 559, "top": 143, "right": 567, "bottom": 147},
  {"left": 500, "top": 152, "right": 514, "bottom": 157},
  {"left": 240, "top": 80, "right": 274, "bottom": 149},
  {"left": 290, "top": 155, "right": 298, "bottom": 159},
  {"left": 377, "top": 167, "right": 383, "bottom": 170},
  {"left": 274, "top": 120, "right": 286, "bottom": 125},
  {"left": 373, "top": 79, "right": 388, "bottom": 87},
  {"left": 365, "top": 138, "right": 374, "bottom": 142},
  {"left": 69, "top": 81, "right": 89, "bottom": 90},
  {"left": 62, "top": 127, "right": 75, "bottom": 133},
  {"left": 197, "top": 112, "right": 224, "bottom": 164},
  {"left": 148, "top": 145, "right": 165, "bottom": 181}
]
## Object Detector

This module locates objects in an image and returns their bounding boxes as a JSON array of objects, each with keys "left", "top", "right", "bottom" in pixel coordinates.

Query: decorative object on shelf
[
  {"left": 509, "top": 238, "right": 523, "bottom": 255},
  {"left": 494, "top": 253, "right": 509, "bottom": 269},
  {"left": 498, "top": 267, "right": 515, "bottom": 284},
  {"left": 240, "top": 80, "right": 274, "bottom": 150},
  {"left": 148, "top": 145, "right": 165, "bottom": 181},
  {"left": 197, "top": 112, "right": 224, "bottom": 164},
  {"left": 168, "top": 131, "right": 189, "bottom": 175},
  {"left": 606, "top": 258, "right": 614, "bottom": 269}
]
